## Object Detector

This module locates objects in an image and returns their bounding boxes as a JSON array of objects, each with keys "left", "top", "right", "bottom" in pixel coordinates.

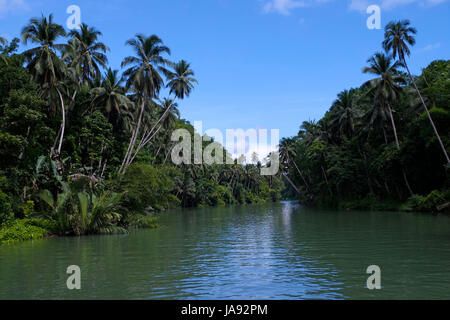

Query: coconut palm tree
[
  {"left": 21, "top": 14, "right": 67, "bottom": 87},
  {"left": 66, "top": 23, "right": 109, "bottom": 84},
  {"left": 383, "top": 20, "right": 450, "bottom": 165},
  {"left": 329, "top": 90, "right": 361, "bottom": 140},
  {"left": 90, "top": 68, "right": 132, "bottom": 120},
  {"left": 121, "top": 59, "right": 197, "bottom": 172},
  {"left": 146, "top": 60, "right": 198, "bottom": 142},
  {"left": 363, "top": 52, "right": 414, "bottom": 196},
  {"left": 363, "top": 53, "right": 405, "bottom": 148},
  {"left": 21, "top": 14, "right": 69, "bottom": 157},
  {"left": 119, "top": 34, "right": 171, "bottom": 173},
  {"left": 279, "top": 138, "right": 310, "bottom": 193}
]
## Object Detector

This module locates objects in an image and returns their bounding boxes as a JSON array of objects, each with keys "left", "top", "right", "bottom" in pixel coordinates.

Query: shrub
[
  {"left": 119, "top": 164, "right": 180, "bottom": 213},
  {"left": 407, "top": 189, "right": 450, "bottom": 212},
  {"left": 0, "top": 218, "right": 51, "bottom": 245},
  {"left": 0, "top": 189, "right": 13, "bottom": 224},
  {"left": 125, "top": 214, "right": 159, "bottom": 229}
]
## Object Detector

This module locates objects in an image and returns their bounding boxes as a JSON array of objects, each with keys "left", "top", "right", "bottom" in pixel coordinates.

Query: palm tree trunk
[
  {"left": 387, "top": 102, "right": 414, "bottom": 197},
  {"left": 290, "top": 159, "right": 310, "bottom": 192},
  {"left": 56, "top": 88, "right": 66, "bottom": 155},
  {"left": 282, "top": 173, "right": 300, "bottom": 195},
  {"left": 403, "top": 60, "right": 450, "bottom": 165},
  {"left": 321, "top": 165, "right": 333, "bottom": 196},
  {"left": 387, "top": 103, "right": 400, "bottom": 149},
  {"left": 163, "top": 147, "right": 172, "bottom": 165},
  {"left": 120, "top": 100, "right": 145, "bottom": 174}
]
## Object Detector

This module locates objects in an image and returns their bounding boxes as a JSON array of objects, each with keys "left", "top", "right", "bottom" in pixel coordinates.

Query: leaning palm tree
[
  {"left": 383, "top": 20, "right": 450, "bottom": 165},
  {"left": 279, "top": 138, "right": 310, "bottom": 193},
  {"left": 121, "top": 58, "right": 197, "bottom": 172},
  {"left": 21, "top": 14, "right": 69, "bottom": 157},
  {"left": 119, "top": 34, "right": 171, "bottom": 173},
  {"left": 66, "top": 23, "right": 109, "bottom": 84},
  {"left": 363, "top": 52, "right": 414, "bottom": 196}
]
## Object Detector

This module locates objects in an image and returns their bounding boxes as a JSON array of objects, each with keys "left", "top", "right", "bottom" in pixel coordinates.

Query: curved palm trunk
[
  {"left": 120, "top": 100, "right": 145, "bottom": 174},
  {"left": 403, "top": 60, "right": 450, "bottom": 165},
  {"left": 56, "top": 88, "right": 66, "bottom": 155},
  {"left": 387, "top": 102, "right": 414, "bottom": 197},
  {"left": 121, "top": 98, "right": 176, "bottom": 173},
  {"left": 290, "top": 158, "right": 310, "bottom": 192},
  {"left": 282, "top": 173, "right": 300, "bottom": 195}
]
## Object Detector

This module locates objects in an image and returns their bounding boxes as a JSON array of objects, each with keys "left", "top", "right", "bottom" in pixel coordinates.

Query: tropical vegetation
[
  {"left": 0, "top": 14, "right": 284, "bottom": 244},
  {"left": 281, "top": 20, "right": 450, "bottom": 213}
]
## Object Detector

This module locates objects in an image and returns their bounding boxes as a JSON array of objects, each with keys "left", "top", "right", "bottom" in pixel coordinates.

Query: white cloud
[
  {"left": 420, "top": 42, "right": 441, "bottom": 51},
  {"left": 263, "top": 0, "right": 310, "bottom": 15},
  {"left": 349, "top": 0, "right": 448, "bottom": 11},
  {"left": 263, "top": 0, "right": 332, "bottom": 15},
  {"left": 0, "top": 0, "right": 27, "bottom": 16}
]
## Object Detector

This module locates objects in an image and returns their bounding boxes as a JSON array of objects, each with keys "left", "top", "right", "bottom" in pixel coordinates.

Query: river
[{"left": 1, "top": 201, "right": 450, "bottom": 299}]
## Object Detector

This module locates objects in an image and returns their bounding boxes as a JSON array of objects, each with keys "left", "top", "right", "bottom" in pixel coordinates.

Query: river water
[{"left": 1, "top": 201, "right": 450, "bottom": 299}]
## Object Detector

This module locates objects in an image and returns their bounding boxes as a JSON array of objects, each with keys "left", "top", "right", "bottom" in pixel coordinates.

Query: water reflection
[{"left": 1, "top": 202, "right": 450, "bottom": 299}]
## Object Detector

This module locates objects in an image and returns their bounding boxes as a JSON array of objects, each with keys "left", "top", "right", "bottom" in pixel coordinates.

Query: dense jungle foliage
[
  {"left": 280, "top": 21, "right": 450, "bottom": 213},
  {"left": 0, "top": 15, "right": 284, "bottom": 243}
]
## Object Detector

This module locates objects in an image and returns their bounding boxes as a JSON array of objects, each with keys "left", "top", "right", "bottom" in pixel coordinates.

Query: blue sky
[{"left": 0, "top": 0, "right": 449, "bottom": 157}]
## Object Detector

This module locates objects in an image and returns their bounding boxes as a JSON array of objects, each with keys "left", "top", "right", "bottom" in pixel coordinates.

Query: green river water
[{"left": 1, "top": 201, "right": 450, "bottom": 299}]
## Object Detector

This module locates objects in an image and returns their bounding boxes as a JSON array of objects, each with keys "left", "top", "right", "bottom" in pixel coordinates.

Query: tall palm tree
[
  {"left": 383, "top": 20, "right": 450, "bottom": 165},
  {"left": 121, "top": 59, "right": 197, "bottom": 172},
  {"left": 0, "top": 36, "right": 6, "bottom": 45},
  {"left": 146, "top": 59, "right": 198, "bottom": 140},
  {"left": 329, "top": 90, "right": 361, "bottom": 140},
  {"left": 21, "top": 14, "right": 67, "bottom": 87},
  {"left": 166, "top": 60, "right": 198, "bottom": 99},
  {"left": 119, "top": 34, "right": 171, "bottom": 173},
  {"left": 363, "top": 52, "right": 414, "bottom": 196},
  {"left": 21, "top": 14, "right": 69, "bottom": 157},
  {"left": 363, "top": 53, "right": 405, "bottom": 148},
  {"left": 66, "top": 23, "right": 109, "bottom": 84}
]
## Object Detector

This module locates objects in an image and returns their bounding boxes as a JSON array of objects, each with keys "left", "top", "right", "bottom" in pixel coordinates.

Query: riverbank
[{"left": 298, "top": 189, "right": 450, "bottom": 214}]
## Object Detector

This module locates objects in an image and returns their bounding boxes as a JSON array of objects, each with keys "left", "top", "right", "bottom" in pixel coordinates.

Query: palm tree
[
  {"left": 119, "top": 34, "right": 171, "bottom": 173},
  {"left": 383, "top": 20, "right": 450, "bottom": 165},
  {"left": 21, "top": 14, "right": 69, "bottom": 157},
  {"left": 121, "top": 59, "right": 197, "bottom": 172},
  {"left": 0, "top": 37, "right": 7, "bottom": 64},
  {"left": 329, "top": 90, "right": 361, "bottom": 140},
  {"left": 66, "top": 23, "right": 109, "bottom": 84},
  {"left": 279, "top": 138, "right": 310, "bottom": 192},
  {"left": 363, "top": 52, "right": 413, "bottom": 196},
  {"left": 90, "top": 68, "right": 132, "bottom": 119},
  {"left": 166, "top": 60, "right": 198, "bottom": 99},
  {"left": 21, "top": 14, "right": 67, "bottom": 87},
  {"left": 145, "top": 59, "right": 198, "bottom": 142}
]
